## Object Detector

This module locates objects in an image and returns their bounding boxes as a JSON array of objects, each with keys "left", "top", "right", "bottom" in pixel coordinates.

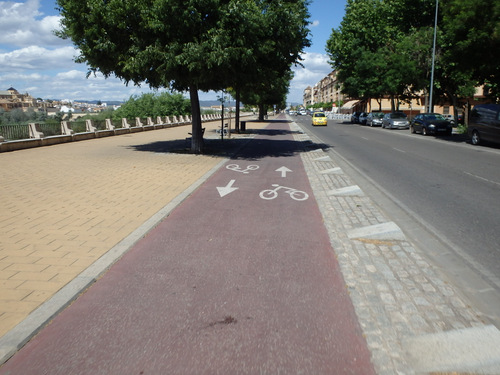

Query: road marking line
[{"left": 464, "top": 171, "right": 500, "bottom": 186}]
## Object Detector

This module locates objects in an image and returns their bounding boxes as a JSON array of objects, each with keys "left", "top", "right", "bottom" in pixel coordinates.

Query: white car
[{"left": 300, "top": 109, "right": 307, "bottom": 116}]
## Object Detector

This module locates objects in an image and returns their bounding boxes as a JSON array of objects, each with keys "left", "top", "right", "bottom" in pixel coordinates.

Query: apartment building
[
  {"left": 304, "top": 70, "right": 490, "bottom": 119},
  {"left": 303, "top": 71, "right": 346, "bottom": 110}
]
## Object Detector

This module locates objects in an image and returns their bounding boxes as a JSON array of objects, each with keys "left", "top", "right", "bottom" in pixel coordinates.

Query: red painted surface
[{"left": 0, "top": 119, "right": 375, "bottom": 374}]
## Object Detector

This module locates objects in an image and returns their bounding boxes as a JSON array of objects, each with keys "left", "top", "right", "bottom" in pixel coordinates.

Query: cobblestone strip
[{"left": 291, "top": 122, "right": 485, "bottom": 375}]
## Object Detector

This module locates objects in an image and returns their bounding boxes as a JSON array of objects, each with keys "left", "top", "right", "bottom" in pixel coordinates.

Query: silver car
[
  {"left": 366, "top": 112, "right": 384, "bottom": 126},
  {"left": 382, "top": 112, "right": 410, "bottom": 129}
]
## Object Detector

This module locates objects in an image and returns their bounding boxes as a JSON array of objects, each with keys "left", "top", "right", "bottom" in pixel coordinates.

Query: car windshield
[
  {"left": 423, "top": 114, "right": 446, "bottom": 121},
  {"left": 390, "top": 113, "right": 407, "bottom": 119},
  {"left": 372, "top": 112, "right": 384, "bottom": 118},
  {"left": 314, "top": 113, "right": 325, "bottom": 117}
]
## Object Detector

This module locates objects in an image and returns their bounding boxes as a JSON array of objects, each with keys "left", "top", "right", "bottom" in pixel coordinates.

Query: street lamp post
[{"left": 428, "top": 0, "right": 439, "bottom": 113}]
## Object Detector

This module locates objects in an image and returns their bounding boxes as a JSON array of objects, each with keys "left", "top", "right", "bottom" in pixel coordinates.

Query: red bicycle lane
[{"left": 0, "top": 120, "right": 375, "bottom": 374}]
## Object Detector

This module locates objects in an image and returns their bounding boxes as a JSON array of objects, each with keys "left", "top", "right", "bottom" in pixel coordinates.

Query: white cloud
[
  {"left": 311, "top": 20, "right": 320, "bottom": 27},
  {"left": 0, "top": 0, "right": 65, "bottom": 48},
  {"left": 0, "top": 45, "right": 77, "bottom": 72},
  {"left": 287, "top": 52, "right": 332, "bottom": 104}
]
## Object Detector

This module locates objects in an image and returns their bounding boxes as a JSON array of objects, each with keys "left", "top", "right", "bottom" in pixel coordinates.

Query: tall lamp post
[{"left": 428, "top": 0, "right": 439, "bottom": 112}]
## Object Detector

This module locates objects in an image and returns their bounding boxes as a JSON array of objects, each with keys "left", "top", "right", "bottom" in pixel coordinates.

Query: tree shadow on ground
[{"left": 127, "top": 127, "right": 330, "bottom": 159}]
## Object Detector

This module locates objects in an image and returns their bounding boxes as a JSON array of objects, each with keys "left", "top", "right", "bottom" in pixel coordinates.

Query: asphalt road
[{"left": 294, "top": 114, "right": 500, "bottom": 326}]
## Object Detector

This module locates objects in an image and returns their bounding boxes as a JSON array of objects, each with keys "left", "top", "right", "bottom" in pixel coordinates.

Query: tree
[
  {"left": 326, "top": 0, "right": 438, "bottom": 109},
  {"left": 112, "top": 92, "right": 190, "bottom": 121},
  {"left": 57, "top": 0, "right": 310, "bottom": 152},
  {"left": 440, "top": 0, "right": 500, "bottom": 99},
  {"left": 228, "top": 0, "right": 310, "bottom": 126}
]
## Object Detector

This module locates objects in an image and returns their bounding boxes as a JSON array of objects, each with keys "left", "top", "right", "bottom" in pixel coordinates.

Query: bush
[{"left": 112, "top": 92, "right": 190, "bottom": 121}]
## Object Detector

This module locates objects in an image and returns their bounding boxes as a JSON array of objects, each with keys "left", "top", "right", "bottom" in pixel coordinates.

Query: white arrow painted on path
[
  {"left": 217, "top": 180, "right": 239, "bottom": 197},
  {"left": 276, "top": 166, "right": 292, "bottom": 178}
]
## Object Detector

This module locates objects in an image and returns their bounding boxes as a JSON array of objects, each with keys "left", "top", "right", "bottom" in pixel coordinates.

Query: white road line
[{"left": 464, "top": 171, "right": 500, "bottom": 186}]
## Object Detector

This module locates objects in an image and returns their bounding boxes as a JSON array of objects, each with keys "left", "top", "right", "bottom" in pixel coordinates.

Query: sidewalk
[{"left": 1, "top": 115, "right": 500, "bottom": 374}]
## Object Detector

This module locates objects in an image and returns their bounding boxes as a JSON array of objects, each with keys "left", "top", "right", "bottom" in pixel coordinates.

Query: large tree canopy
[
  {"left": 326, "top": 0, "right": 436, "bottom": 110},
  {"left": 326, "top": 0, "right": 500, "bottom": 112},
  {"left": 57, "top": 0, "right": 310, "bottom": 152}
]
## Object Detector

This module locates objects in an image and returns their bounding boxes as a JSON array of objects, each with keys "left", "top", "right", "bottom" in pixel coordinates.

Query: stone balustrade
[{"left": 0, "top": 112, "right": 248, "bottom": 153}]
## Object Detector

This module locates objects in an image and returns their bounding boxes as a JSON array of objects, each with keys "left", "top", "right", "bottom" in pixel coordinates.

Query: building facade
[
  {"left": 303, "top": 71, "right": 346, "bottom": 111},
  {"left": 0, "top": 87, "right": 37, "bottom": 111},
  {"left": 304, "top": 71, "right": 490, "bottom": 119}
]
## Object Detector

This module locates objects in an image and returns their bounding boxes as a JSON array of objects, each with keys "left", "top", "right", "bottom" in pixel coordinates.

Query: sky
[{"left": 0, "top": 0, "right": 346, "bottom": 105}]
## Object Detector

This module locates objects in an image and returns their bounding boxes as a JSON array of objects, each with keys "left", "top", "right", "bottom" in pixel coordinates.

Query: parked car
[
  {"left": 312, "top": 112, "right": 328, "bottom": 126},
  {"left": 351, "top": 111, "right": 361, "bottom": 124},
  {"left": 410, "top": 113, "right": 452, "bottom": 135},
  {"left": 442, "top": 114, "right": 455, "bottom": 125},
  {"left": 468, "top": 104, "right": 500, "bottom": 146},
  {"left": 366, "top": 112, "right": 384, "bottom": 127},
  {"left": 299, "top": 108, "right": 307, "bottom": 116},
  {"left": 382, "top": 112, "right": 410, "bottom": 129},
  {"left": 358, "top": 112, "right": 368, "bottom": 125}
]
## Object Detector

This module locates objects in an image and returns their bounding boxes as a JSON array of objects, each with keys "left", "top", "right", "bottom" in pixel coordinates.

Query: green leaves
[{"left": 327, "top": 0, "right": 500, "bottom": 104}]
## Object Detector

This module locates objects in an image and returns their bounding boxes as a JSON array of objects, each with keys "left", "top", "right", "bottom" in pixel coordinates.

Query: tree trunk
[
  {"left": 189, "top": 86, "right": 204, "bottom": 154},
  {"left": 235, "top": 89, "right": 240, "bottom": 133},
  {"left": 258, "top": 104, "right": 265, "bottom": 121},
  {"left": 390, "top": 96, "right": 396, "bottom": 112}
]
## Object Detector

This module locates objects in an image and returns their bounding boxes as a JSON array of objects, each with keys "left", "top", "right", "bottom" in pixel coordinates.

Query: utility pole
[{"left": 428, "top": 0, "right": 439, "bottom": 113}]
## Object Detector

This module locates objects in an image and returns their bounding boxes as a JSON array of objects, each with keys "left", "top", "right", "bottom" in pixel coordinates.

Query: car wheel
[
  {"left": 411, "top": 125, "right": 416, "bottom": 134},
  {"left": 471, "top": 130, "right": 481, "bottom": 145},
  {"left": 422, "top": 127, "right": 428, "bottom": 136}
]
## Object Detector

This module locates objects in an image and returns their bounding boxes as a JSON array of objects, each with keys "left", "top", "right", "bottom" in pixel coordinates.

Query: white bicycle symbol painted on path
[
  {"left": 226, "top": 164, "right": 260, "bottom": 174},
  {"left": 259, "top": 184, "right": 309, "bottom": 201}
]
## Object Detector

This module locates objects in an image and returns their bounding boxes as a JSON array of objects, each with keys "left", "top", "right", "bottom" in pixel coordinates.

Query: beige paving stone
[
  {"left": 0, "top": 315, "right": 24, "bottom": 338},
  {"left": 8, "top": 271, "right": 57, "bottom": 282},
  {"left": 0, "top": 289, "right": 32, "bottom": 301},
  {"left": 1, "top": 300, "right": 41, "bottom": 314},
  {"left": 0, "top": 279, "right": 24, "bottom": 290},
  {"left": 18, "top": 280, "right": 72, "bottom": 294}
]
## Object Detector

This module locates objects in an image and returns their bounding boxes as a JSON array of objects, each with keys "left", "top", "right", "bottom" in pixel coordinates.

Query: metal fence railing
[{"left": 0, "top": 124, "right": 30, "bottom": 140}]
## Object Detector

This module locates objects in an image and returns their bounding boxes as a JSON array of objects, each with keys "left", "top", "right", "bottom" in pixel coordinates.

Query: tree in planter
[{"left": 56, "top": 0, "right": 309, "bottom": 152}]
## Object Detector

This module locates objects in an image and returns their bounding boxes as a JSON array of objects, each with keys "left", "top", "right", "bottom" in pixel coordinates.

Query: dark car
[
  {"left": 410, "top": 113, "right": 452, "bottom": 135},
  {"left": 366, "top": 112, "right": 384, "bottom": 127},
  {"left": 350, "top": 111, "right": 361, "bottom": 124},
  {"left": 358, "top": 112, "right": 368, "bottom": 125},
  {"left": 468, "top": 104, "right": 500, "bottom": 146},
  {"left": 382, "top": 112, "right": 410, "bottom": 129}
]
